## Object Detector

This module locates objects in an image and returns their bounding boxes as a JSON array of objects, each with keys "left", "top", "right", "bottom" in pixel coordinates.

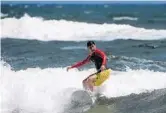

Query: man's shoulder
[{"left": 95, "top": 48, "right": 104, "bottom": 52}]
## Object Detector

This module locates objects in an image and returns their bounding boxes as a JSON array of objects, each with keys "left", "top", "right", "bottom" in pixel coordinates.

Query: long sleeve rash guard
[{"left": 71, "top": 48, "right": 107, "bottom": 71}]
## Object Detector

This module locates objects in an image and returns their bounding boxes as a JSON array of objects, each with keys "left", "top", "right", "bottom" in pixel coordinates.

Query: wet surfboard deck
[
  {"left": 70, "top": 90, "right": 93, "bottom": 106},
  {"left": 66, "top": 90, "right": 94, "bottom": 112},
  {"left": 64, "top": 88, "right": 105, "bottom": 113}
]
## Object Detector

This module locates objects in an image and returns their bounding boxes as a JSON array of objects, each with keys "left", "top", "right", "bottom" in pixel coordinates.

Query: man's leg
[
  {"left": 82, "top": 74, "right": 96, "bottom": 91},
  {"left": 87, "top": 75, "right": 97, "bottom": 92},
  {"left": 82, "top": 78, "right": 88, "bottom": 90}
]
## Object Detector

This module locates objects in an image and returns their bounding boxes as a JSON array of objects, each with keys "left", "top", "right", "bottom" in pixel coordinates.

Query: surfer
[{"left": 67, "top": 41, "right": 111, "bottom": 92}]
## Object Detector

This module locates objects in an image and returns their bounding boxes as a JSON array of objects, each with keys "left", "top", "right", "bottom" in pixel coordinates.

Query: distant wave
[
  {"left": 61, "top": 46, "right": 86, "bottom": 50},
  {"left": 113, "top": 16, "right": 138, "bottom": 21},
  {"left": 56, "top": 5, "right": 63, "bottom": 8},
  {"left": 1, "top": 14, "right": 166, "bottom": 41},
  {"left": 110, "top": 55, "right": 166, "bottom": 72},
  {"left": 84, "top": 10, "right": 93, "bottom": 14}
]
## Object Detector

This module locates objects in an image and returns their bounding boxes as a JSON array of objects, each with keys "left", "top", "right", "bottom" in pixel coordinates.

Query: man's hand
[
  {"left": 67, "top": 66, "right": 72, "bottom": 71},
  {"left": 100, "top": 65, "right": 106, "bottom": 71}
]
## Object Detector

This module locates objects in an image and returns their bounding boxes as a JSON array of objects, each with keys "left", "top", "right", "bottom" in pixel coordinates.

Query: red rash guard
[{"left": 71, "top": 48, "right": 107, "bottom": 71}]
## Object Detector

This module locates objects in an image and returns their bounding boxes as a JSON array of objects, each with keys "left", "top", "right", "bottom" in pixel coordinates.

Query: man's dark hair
[{"left": 87, "top": 41, "right": 95, "bottom": 47}]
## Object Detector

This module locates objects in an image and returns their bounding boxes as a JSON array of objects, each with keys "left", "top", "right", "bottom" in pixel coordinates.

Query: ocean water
[{"left": 1, "top": 2, "right": 166, "bottom": 113}]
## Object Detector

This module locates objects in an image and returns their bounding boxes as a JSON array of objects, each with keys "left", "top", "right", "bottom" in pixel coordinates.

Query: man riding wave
[{"left": 67, "top": 41, "right": 111, "bottom": 91}]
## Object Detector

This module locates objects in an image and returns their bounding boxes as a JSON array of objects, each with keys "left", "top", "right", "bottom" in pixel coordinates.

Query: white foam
[
  {"left": 61, "top": 46, "right": 86, "bottom": 50},
  {"left": 0, "top": 13, "right": 8, "bottom": 18},
  {"left": 84, "top": 10, "right": 93, "bottom": 14},
  {"left": 56, "top": 5, "right": 63, "bottom": 8},
  {"left": 1, "top": 14, "right": 166, "bottom": 41},
  {"left": 113, "top": 16, "right": 138, "bottom": 21},
  {"left": 24, "top": 5, "right": 29, "bottom": 9},
  {"left": 103, "top": 70, "right": 166, "bottom": 98},
  {"left": 104, "top": 5, "right": 109, "bottom": 8},
  {"left": 1, "top": 61, "right": 166, "bottom": 113}
]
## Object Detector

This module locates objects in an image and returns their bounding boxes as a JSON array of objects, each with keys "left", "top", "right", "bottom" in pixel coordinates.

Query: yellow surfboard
[{"left": 94, "top": 69, "right": 111, "bottom": 86}]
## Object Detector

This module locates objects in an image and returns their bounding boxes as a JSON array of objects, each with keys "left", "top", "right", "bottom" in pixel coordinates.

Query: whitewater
[
  {"left": 1, "top": 61, "right": 166, "bottom": 113},
  {"left": 1, "top": 14, "right": 166, "bottom": 41}
]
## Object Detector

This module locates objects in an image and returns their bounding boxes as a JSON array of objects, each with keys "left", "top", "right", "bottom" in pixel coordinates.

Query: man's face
[{"left": 88, "top": 44, "right": 96, "bottom": 52}]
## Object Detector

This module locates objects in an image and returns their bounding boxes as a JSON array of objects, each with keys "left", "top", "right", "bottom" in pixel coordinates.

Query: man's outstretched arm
[{"left": 67, "top": 55, "right": 91, "bottom": 71}]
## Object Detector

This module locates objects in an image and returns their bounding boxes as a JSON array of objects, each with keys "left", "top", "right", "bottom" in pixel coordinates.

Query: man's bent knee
[
  {"left": 83, "top": 79, "right": 87, "bottom": 84},
  {"left": 89, "top": 75, "right": 96, "bottom": 81}
]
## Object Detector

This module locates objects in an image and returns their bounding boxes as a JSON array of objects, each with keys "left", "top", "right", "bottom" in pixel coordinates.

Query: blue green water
[{"left": 1, "top": 39, "right": 166, "bottom": 72}]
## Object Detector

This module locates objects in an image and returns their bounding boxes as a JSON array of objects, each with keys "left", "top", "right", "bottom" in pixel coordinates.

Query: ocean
[{"left": 1, "top": 2, "right": 166, "bottom": 113}]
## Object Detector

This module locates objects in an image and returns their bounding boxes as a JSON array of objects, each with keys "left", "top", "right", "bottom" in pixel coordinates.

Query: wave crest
[
  {"left": 113, "top": 16, "right": 138, "bottom": 21},
  {"left": 1, "top": 14, "right": 166, "bottom": 41}
]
